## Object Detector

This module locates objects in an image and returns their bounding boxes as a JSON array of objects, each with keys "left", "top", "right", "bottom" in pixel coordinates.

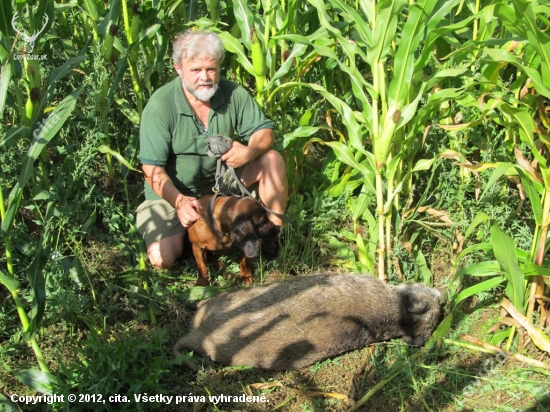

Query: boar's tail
[{"left": 174, "top": 337, "right": 198, "bottom": 371}]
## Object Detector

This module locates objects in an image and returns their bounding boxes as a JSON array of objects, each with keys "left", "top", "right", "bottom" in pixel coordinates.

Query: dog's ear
[{"left": 257, "top": 216, "right": 280, "bottom": 238}]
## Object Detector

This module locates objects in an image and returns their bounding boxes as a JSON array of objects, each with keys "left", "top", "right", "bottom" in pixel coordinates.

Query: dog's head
[{"left": 225, "top": 197, "right": 280, "bottom": 258}]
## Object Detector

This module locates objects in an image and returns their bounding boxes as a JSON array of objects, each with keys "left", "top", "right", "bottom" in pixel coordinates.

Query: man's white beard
[{"left": 182, "top": 77, "right": 219, "bottom": 102}]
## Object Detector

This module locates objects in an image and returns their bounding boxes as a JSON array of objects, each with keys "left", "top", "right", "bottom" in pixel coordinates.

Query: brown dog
[{"left": 187, "top": 194, "right": 280, "bottom": 286}]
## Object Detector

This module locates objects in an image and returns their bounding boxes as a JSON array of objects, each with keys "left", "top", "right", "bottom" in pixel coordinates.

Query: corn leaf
[
  {"left": 484, "top": 47, "right": 550, "bottom": 100},
  {"left": 520, "top": 174, "right": 543, "bottom": 226},
  {"left": 0, "top": 269, "right": 20, "bottom": 293},
  {"left": 0, "top": 57, "right": 10, "bottom": 121},
  {"left": 451, "top": 276, "right": 506, "bottom": 311},
  {"left": 98, "top": 145, "right": 139, "bottom": 171},
  {"left": 14, "top": 369, "right": 60, "bottom": 395},
  {"left": 369, "top": 0, "right": 407, "bottom": 64},
  {"left": 456, "top": 261, "right": 501, "bottom": 277},
  {"left": 282, "top": 126, "right": 322, "bottom": 149},
  {"left": 233, "top": 0, "right": 254, "bottom": 50},
  {"left": 217, "top": 30, "right": 255, "bottom": 76},
  {"left": 491, "top": 223, "right": 526, "bottom": 311}
]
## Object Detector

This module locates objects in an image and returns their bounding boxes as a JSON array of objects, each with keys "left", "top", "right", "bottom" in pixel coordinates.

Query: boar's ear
[{"left": 406, "top": 294, "right": 430, "bottom": 314}]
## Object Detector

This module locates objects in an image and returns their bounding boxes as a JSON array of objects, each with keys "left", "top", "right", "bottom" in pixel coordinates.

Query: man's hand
[
  {"left": 221, "top": 129, "right": 274, "bottom": 168},
  {"left": 220, "top": 141, "right": 253, "bottom": 168},
  {"left": 175, "top": 195, "right": 203, "bottom": 227}
]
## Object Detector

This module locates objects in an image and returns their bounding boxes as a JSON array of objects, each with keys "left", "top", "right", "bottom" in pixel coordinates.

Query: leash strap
[{"left": 206, "top": 135, "right": 291, "bottom": 223}]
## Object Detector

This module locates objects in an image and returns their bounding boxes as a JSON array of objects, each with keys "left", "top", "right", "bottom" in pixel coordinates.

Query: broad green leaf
[
  {"left": 413, "top": 246, "right": 432, "bottom": 284},
  {"left": 511, "top": 0, "right": 550, "bottom": 86},
  {"left": 79, "top": 0, "right": 99, "bottom": 21},
  {"left": 388, "top": 0, "right": 436, "bottom": 107},
  {"left": 414, "top": 0, "right": 463, "bottom": 71},
  {"left": 499, "top": 105, "right": 547, "bottom": 167},
  {"left": 351, "top": 191, "right": 372, "bottom": 222},
  {"left": 217, "top": 31, "right": 255, "bottom": 76},
  {"left": 490, "top": 329, "right": 511, "bottom": 346},
  {"left": 356, "top": 233, "right": 371, "bottom": 269},
  {"left": 484, "top": 48, "right": 550, "bottom": 100},
  {"left": 318, "top": 139, "right": 376, "bottom": 195},
  {"left": 451, "top": 276, "right": 506, "bottom": 311},
  {"left": 396, "top": 84, "right": 426, "bottom": 130},
  {"left": 97, "top": 0, "right": 121, "bottom": 38},
  {"left": 36, "top": 55, "right": 87, "bottom": 120},
  {"left": 0, "top": 58, "right": 10, "bottom": 120},
  {"left": 233, "top": 0, "right": 254, "bottom": 50},
  {"left": 522, "top": 263, "right": 550, "bottom": 277},
  {"left": 456, "top": 261, "right": 501, "bottom": 277},
  {"left": 329, "top": 0, "right": 372, "bottom": 45},
  {"left": 432, "top": 313, "right": 453, "bottom": 338},
  {"left": 520, "top": 175, "right": 542, "bottom": 226},
  {"left": 307, "top": 36, "right": 375, "bottom": 116},
  {"left": 424, "top": 68, "right": 471, "bottom": 91},
  {"left": 25, "top": 203, "right": 54, "bottom": 342},
  {"left": 0, "top": 0, "right": 13, "bottom": 41},
  {"left": 25, "top": 249, "right": 48, "bottom": 341},
  {"left": 412, "top": 158, "right": 436, "bottom": 172},
  {"left": 266, "top": 41, "right": 309, "bottom": 85},
  {"left": 107, "top": 56, "right": 129, "bottom": 102},
  {"left": 454, "top": 242, "right": 493, "bottom": 264},
  {"left": 491, "top": 223, "right": 525, "bottom": 310},
  {"left": 369, "top": 0, "right": 408, "bottom": 64},
  {"left": 115, "top": 97, "right": 140, "bottom": 125},
  {"left": 14, "top": 369, "right": 60, "bottom": 395},
  {"left": 0, "top": 269, "right": 20, "bottom": 293}
]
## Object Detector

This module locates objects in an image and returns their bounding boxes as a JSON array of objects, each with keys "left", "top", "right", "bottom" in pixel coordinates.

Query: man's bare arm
[
  {"left": 142, "top": 164, "right": 202, "bottom": 227},
  {"left": 221, "top": 128, "right": 273, "bottom": 168}
]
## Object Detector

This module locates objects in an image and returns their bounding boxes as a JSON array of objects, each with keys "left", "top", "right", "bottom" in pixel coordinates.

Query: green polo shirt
[{"left": 140, "top": 76, "right": 273, "bottom": 199}]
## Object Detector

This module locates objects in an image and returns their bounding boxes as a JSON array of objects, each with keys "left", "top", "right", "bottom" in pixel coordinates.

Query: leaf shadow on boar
[{"left": 174, "top": 273, "right": 444, "bottom": 370}]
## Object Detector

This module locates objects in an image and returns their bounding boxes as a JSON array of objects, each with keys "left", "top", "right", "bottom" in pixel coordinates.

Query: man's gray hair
[{"left": 173, "top": 30, "right": 225, "bottom": 65}]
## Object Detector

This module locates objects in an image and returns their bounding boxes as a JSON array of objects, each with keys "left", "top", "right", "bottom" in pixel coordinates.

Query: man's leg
[
  {"left": 146, "top": 233, "right": 185, "bottom": 269},
  {"left": 136, "top": 199, "right": 186, "bottom": 269},
  {"left": 240, "top": 149, "right": 288, "bottom": 226}
]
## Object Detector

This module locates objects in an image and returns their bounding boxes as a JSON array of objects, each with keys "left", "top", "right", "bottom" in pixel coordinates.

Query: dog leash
[{"left": 206, "top": 135, "right": 291, "bottom": 223}]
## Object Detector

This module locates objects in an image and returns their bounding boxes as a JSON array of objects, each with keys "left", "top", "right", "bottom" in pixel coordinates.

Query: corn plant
[
  {"left": 439, "top": 0, "right": 550, "bottom": 354},
  {"left": 274, "top": 0, "right": 472, "bottom": 279},
  {"left": 0, "top": 0, "right": 86, "bottom": 383}
]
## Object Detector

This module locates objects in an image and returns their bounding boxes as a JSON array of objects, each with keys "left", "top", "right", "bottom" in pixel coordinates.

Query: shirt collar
[{"left": 174, "top": 76, "right": 226, "bottom": 115}]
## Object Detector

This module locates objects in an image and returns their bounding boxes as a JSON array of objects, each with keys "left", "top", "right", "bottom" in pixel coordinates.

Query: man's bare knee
[
  {"left": 263, "top": 150, "right": 285, "bottom": 170},
  {"left": 146, "top": 234, "right": 184, "bottom": 269},
  {"left": 148, "top": 250, "right": 177, "bottom": 269}
]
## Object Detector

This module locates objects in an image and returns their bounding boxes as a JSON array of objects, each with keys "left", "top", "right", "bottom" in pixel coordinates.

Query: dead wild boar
[{"left": 174, "top": 273, "right": 444, "bottom": 370}]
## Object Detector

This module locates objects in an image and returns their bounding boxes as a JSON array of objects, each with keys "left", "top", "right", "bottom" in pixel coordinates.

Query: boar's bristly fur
[{"left": 174, "top": 273, "right": 444, "bottom": 370}]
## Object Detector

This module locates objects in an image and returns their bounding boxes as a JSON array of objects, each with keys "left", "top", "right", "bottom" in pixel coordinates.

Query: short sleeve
[
  {"left": 234, "top": 87, "right": 274, "bottom": 141},
  {"left": 140, "top": 105, "right": 173, "bottom": 166}
]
